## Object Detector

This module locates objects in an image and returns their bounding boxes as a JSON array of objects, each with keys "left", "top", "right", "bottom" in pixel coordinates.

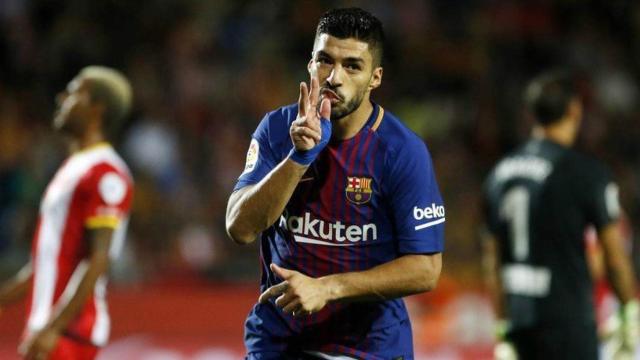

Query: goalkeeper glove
[
  {"left": 494, "top": 319, "right": 518, "bottom": 360},
  {"left": 602, "top": 299, "right": 639, "bottom": 360}
]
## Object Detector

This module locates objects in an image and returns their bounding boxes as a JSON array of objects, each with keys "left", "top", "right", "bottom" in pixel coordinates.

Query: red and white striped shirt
[{"left": 26, "top": 143, "right": 133, "bottom": 346}]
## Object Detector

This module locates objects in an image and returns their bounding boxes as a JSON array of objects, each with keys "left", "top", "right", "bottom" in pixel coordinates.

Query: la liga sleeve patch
[{"left": 242, "top": 138, "right": 259, "bottom": 175}]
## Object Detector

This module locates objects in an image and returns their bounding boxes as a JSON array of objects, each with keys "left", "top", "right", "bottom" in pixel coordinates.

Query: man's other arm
[
  {"left": 321, "top": 253, "right": 441, "bottom": 301},
  {"left": 20, "top": 227, "right": 113, "bottom": 359},
  {"left": 599, "top": 221, "right": 637, "bottom": 304},
  {"left": 259, "top": 253, "right": 441, "bottom": 316},
  {"left": 0, "top": 262, "right": 32, "bottom": 315},
  {"left": 599, "top": 220, "right": 639, "bottom": 355},
  {"left": 0, "top": 208, "right": 40, "bottom": 315}
]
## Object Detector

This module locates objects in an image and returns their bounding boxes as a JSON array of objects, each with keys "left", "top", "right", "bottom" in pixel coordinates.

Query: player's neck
[
  {"left": 532, "top": 119, "right": 577, "bottom": 148},
  {"left": 68, "top": 131, "right": 107, "bottom": 154},
  {"left": 332, "top": 98, "right": 373, "bottom": 140}
]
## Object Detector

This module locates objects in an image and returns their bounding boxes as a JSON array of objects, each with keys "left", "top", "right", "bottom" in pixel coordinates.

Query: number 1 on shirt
[{"left": 500, "top": 186, "right": 530, "bottom": 262}]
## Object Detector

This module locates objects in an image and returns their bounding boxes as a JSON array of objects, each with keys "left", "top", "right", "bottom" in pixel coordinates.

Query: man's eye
[
  {"left": 317, "top": 58, "right": 330, "bottom": 64},
  {"left": 346, "top": 64, "right": 361, "bottom": 71}
]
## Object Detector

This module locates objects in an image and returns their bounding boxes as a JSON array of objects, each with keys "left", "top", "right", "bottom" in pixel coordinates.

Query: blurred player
[
  {"left": 226, "top": 7, "right": 444, "bottom": 359},
  {"left": 0, "top": 66, "right": 134, "bottom": 360},
  {"left": 482, "top": 70, "right": 638, "bottom": 360}
]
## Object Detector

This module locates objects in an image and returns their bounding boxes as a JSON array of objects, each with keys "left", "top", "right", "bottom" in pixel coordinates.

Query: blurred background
[{"left": 0, "top": 0, "right": 639, "bottom": 359}]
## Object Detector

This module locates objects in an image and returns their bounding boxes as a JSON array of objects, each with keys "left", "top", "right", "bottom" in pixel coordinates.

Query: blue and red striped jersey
[{"left": 234, "top": 102, "right": 445, "bottom": 358}]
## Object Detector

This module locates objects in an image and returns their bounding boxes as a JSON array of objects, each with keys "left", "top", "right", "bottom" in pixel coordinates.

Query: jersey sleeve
[
  {"left": 482, "top": 172, "right": 500, "bottom": 236},
  {"left": 233, "top": 112, "right": 282, "bottom": 191},
  {"left": 387, "top": 139, "right": 445, "bottom": 254},
  {"left": 583, "top": 163, "right": 620, "bottom": 230},
  {"left": 79, "top": 164, "right": 133, "bottom": 230}
]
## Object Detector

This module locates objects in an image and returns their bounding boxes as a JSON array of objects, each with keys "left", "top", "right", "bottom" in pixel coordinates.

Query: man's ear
[{"left": 369, "top": 67, "right": 383, "bottom": 91}]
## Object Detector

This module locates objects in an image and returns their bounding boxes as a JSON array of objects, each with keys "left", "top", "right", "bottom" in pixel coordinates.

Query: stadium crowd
[{"left": 0, "top": 0, "right": 638, "bottom": 295}]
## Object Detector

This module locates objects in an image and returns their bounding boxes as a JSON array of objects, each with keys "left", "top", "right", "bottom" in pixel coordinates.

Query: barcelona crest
[{"left": 345, "top": 176, "right": 373, "bottom": 205}]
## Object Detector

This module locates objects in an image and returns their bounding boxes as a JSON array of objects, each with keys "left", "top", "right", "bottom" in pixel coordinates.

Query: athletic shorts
[{"left": 246, "top": 317, "right": 413, "bottom": 360}]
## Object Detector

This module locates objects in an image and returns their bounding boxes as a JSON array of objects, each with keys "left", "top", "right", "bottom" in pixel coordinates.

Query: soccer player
[
  {"left": 225, "top": 7, "right": 445, "bottom": 359},
  {"left": 482, "top": 70, "right": 639, "bottom": 360},
  {"left": 0, "top": 66, "right": 134, "bottom": 360}
]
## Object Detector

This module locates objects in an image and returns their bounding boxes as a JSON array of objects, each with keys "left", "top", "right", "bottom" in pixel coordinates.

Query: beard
[{"left": 330, "top": 90, "right": 366, "bottom": 120}]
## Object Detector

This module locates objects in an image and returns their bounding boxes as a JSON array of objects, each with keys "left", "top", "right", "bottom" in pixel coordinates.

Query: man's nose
[{"left": 326, "top": 65, "right": 343, "bottom": 87}]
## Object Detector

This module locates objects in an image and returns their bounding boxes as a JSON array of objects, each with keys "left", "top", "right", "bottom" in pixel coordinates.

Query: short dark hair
[
  {"left": 524, "top": 70, "right": 578, "bottom": 125},
  {"left": 315, "top": 7, "right": 385, "bottom": 66}
]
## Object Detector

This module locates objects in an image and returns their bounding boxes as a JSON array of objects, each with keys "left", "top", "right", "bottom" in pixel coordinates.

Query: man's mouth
[{"left": 321, "top": 89, "right": 342, "bottom": 104}]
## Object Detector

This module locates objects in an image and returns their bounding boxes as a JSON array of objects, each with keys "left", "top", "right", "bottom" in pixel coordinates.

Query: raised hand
[
  {"left": 258, "top": 263, "right": 331, "bottom": 317},
  {"left": 288, "top": 77, "right": 332, "bottom": 166}
]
